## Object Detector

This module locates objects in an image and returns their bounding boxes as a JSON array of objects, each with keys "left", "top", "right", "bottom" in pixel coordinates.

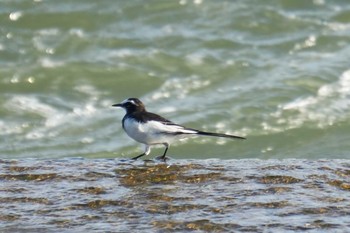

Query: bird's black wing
[
  {"left": 134, "top": 111, "right": 196, "bottom": 134},
  {"left": 134, "top": 111, "right": 246, "bottom": 139},
  {"left": 133, "top": 111, "right": 176, "bottom": 124}
]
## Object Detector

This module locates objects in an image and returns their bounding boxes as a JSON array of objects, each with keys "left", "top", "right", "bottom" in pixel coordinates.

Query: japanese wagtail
[{"left": 113, "top": 98, "right": 245, "bottom": 160}]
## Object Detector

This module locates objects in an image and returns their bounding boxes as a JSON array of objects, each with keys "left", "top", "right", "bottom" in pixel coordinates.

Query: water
[
  {"left": 1, "top": 0, "right": 350, "bottom": 159},
  {"left": 1, "top": 159, "right": 350, "bottom": 232},
  {"left": 1, "top": 0, "right": 350, "bottom": 231}
]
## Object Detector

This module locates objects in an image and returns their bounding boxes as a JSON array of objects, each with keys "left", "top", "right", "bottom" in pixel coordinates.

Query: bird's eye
[{"left": 128, "top": 100, "right": 136, "bottom": 105}]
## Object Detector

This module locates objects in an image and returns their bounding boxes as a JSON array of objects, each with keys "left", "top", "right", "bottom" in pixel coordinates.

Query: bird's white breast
[{"left": 123, "top": 118, "right": 196, "bottom": 145}]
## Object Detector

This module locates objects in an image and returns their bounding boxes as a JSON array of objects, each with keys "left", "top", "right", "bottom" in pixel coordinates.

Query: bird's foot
[{"left": 155, "top": 155, "right": 170, "bottom": 162}]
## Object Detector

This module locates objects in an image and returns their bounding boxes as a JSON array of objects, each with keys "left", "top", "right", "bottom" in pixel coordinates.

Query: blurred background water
[{"left": 1, "top": 0, "right": 350, "bottom": 159}]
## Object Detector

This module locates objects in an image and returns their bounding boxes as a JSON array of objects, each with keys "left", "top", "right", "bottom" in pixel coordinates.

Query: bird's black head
[{"left": 112, "top": 98, "right": 146, "bottom": 114}]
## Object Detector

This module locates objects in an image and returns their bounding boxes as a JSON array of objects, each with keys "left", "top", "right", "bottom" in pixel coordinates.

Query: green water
[{"left": 1, "top": 0, "right": 350, "bottom": 160}]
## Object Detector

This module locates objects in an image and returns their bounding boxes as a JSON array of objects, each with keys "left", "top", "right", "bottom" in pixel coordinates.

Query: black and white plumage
[{"left": 113, "top": 98, "right": 245, "bottom": 160}]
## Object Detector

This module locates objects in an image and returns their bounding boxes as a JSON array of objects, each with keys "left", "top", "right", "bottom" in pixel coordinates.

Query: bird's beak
[{"left": 112, "top": 103, "right": 122, "bottom": 107}]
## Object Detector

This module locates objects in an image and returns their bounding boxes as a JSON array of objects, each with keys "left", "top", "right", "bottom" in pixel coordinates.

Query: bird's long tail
[{"left": 195, "top": 130, "right": 246, "bottom": 140}]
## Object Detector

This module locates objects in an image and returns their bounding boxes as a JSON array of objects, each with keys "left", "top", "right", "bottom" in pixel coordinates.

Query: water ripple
[{"left": 0, "top": 159, "right": 350, "bottom": 232}]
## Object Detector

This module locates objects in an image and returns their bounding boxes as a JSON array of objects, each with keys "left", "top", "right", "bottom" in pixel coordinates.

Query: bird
[{"left": 112, "top": 98, "right": 245, "bottom": 160}]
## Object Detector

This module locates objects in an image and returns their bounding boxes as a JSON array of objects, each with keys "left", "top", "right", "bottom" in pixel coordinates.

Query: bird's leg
[
  {"left": 132, "top": 145, "right": 150, "bottom": 160},
  {"left": 132, "top": 153, "right": 146, "bottom": 160},
  {"left": 160, "top": 143, "right": 169, "bottom": 161}
]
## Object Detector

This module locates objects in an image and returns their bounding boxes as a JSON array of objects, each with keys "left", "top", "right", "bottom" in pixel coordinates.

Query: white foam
[
  {"left": 270, "top": 69, "right": 350, "bottom": 130},
  {"left": 9, "top": 11, "right": 22, "bottom": 21},
  {"left": 151, "top": 75, "right": 210, "bottom": 100},
  {"left": 69, "top": 28, "right": 85, "bottom": 38},
  {"left": 5, "top": 96, "right": 58, "bottom": 119},
  {"left": 4, "top": 94, "right": 102, "bottom": 140},
  {"left": 185, "top": 53, "right": 204, "bottom": 66},
  {"left": 292, "top": 35, "right": 317, "bottom": 52},
  {"left": 40, "top": 57, "right": 64, "bottom": 68},
  {"left": 0, "top": 121, "right": 23, "bottom": 135}
]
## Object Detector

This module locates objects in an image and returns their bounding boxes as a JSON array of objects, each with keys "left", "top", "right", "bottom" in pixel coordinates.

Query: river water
[
  {"left": 1, "top": 158, "right": 350, "bottom": 232},
  {"left": 1, "top": 0, "right": 350, "bottom": 232}
]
